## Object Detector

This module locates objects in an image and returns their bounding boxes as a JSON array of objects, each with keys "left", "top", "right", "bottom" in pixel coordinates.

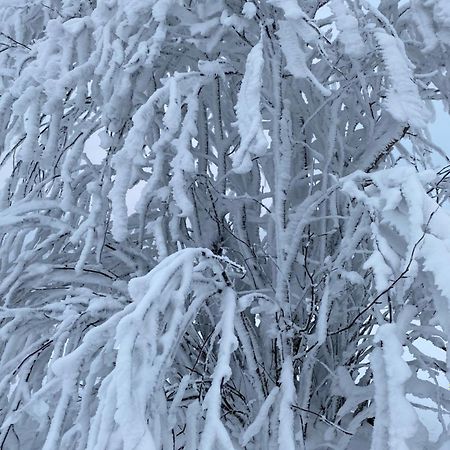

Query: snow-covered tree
[{"left": 1, "top": 0, "right": 450, "bottom": 448}]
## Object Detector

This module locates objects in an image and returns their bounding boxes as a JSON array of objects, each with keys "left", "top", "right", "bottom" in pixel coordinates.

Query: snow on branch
[
  {"left": 330, "top": 0, "right": 365, "bottom": 59},
  {"left": 375, "top": 30, "right": 431, "bottom": 128},
  {"left": 232, "top": 37, "right": 268, "bottom": 174},
  {"left": 277, "top": 20, "right": 331, "bottom": 96},
  {"left": 371, "top": 322, "right": 425, "bottom": 450}
]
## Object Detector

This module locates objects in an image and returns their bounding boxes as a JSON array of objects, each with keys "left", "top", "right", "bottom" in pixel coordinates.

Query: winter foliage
[{"left": 1, "top": 0, "right": 450, "bottom": 449}]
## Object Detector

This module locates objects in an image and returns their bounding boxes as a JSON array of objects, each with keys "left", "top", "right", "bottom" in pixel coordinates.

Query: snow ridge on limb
[
  {"left": 199, "top": 287, "right": 238, "bottom": 450},
  {"left": 276, "top": 20, "right": 331, "bottom": 96},
  {"left": 278, "top": 357, "right": 297, "bottom": 450},
  {"left": 410, "top": 0, "right": 439, "bottom": 52},
  {"left": 330, "top": 0, "right": 365, "bottom": 59},
  {"left": 374, "top": 30, "right": 431, "bottom": 129},
  {"left": 232, "top": 37, "right": 268, "bottom": 174},
  {"left": 371, "top": 322, "right": 426, "bottom": 450},
  {"left": 267, "top": 0, "right": 308, "bottom": 20},
  {"left": 240, "top": 386, "right": 280, "bottom": 446}
]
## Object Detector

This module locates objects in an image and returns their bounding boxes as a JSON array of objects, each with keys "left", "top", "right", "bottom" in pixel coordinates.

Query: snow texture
[
  {"left": 232, "top": 38, "right": 268, "bottom": 174},
  {"left": 1, "top": 1, "right": 450, "bottom": 449},
  {"left": 375, "top": 30, "right": 430, "bottom": 129}
]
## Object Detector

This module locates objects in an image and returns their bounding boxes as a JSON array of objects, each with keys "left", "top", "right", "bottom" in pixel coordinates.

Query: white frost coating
[
  {"left": 152, "top": 0, "right": 175, "bottom": 22},
  {"left": 186, "top": 400, "right": 201, "bottom": 450},
  {"left": 168, "top": 80, "right": 198, "bottom": 217},
  {"left": 232, "top": 38, "right": 268, "bottom": 174},
  {"left": 242, "top": 2, "right": 257, "bottom": 19},
  {"left": 371, "top": 324, "right": 423, "bottom": 450},
  {"left": 420, "top": 233, "right": 450, "bottom": 303},
  {"left": 163, "top": 78, "right": 182, "bottom": 133},
  {"left": 433, "top": 0, "right": 450, "bottom": 27},
  {"left": 277, "top": 21, "right": 331, "bottom": 96},
  {"left": 241, "top": 386, "right": 279, "bottom": 445},
  {"left": 316, "top": 279, "right": 330, "bottom": 345},
  {"left": 362, "top": 229, "right": 394, "bottom": 292},
  {"left": 168, "top": 374, "right": 191, "bottom": 428},
  {"left": 343, "top": 168, "right": 426, "bottom": 292},
  {"left": 268, "top": 0, "right": 307, "bottom": 20},
  {"left": 278, "top": 358, "right": 296, "bottom": 450},
  {"left": 375, "top": 30, "right": 429, "bottom": 128},
  {"left": 199, "top": 287, "right": 238, "bottom": 450},
  {"left": 107, "top": 82, "right": 168, "bottom": 242},
  {"left": 411, "top": 0, "right": 438, "bottom": 52},
  {"left": 343, "top": 167, "right": 450, "bottom": 316},
  {"left": 84, "top": 248, "right": 219, "bottom": 450},
  {"left": 330, "top": 0, "right": 364, "bottom": 58},
  {"left": 370, "top": 344, "right": 389, "bottom": 450}
]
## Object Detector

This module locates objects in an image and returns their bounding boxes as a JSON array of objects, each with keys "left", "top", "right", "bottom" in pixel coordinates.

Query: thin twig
[{"left": 291, "top": 404, "right": 353, "bottom": 436}]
